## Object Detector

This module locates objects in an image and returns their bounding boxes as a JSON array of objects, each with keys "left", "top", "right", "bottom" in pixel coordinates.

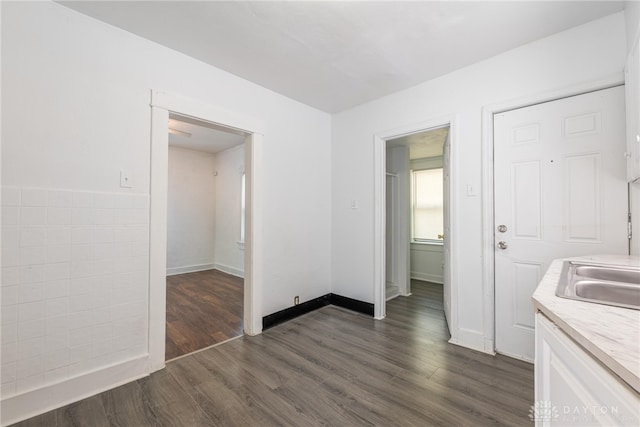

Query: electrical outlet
[
  {"left": 120, "top": 170, "right": 132, "bottom": 188},
  {"left": 294, "top": 296, "right": 300, "bottom": 305}
]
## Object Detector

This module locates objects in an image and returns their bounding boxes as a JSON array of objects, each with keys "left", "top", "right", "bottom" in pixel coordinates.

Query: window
[{"left": 411, "top": 168, "right": 444, "bottom": 242}]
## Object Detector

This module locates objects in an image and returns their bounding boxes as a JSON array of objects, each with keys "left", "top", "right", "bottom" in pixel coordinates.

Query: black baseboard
[
  {"left": 329, "top": 294, "right": 375, "bottom": 316},
  {"left": 262, "top": 293, "right": 374, "bottom": 331}
]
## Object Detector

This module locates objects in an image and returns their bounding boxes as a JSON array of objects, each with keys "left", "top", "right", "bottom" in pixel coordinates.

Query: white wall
[
  {"left": 331, "top": 13, "right": 627, "bottom": 349},
  {"left": 1, "top": 1, "right": 331, "bottom": 423},
  {"left": 626, "top": 0, "right": 640, "bottom": 54},
  {"left": 385, "top": 146, "right": 409, "bottom": 295},
  {"left": 166, "top": 146, "right": 216, "bottom": 274},
  {"left": 214, "top": 144, "right": 245, "bottom": 277},
  {"left": 410, "top": 243, "right": 444, "bottom": 284}
]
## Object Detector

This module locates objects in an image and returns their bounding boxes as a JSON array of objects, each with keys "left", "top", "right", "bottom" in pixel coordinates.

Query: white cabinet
[
  {"left": 625, "top": 35, "right": 640, "bottom": 183},
  {"left": 535, "top": 313, "right": 640, "bottom": 426}
]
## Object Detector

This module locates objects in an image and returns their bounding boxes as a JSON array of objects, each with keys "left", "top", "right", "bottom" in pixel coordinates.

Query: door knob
[
  {"left": 497, "top": 224, "right": 507, "bottom": 233},
  {"left": 497, "top": 241, "right": 508, "bottom": 250}
]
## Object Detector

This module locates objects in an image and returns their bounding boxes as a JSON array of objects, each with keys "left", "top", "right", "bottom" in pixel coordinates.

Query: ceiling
[
  {"left": 388, "top": 126, "right": 448, "bottom": 160},
  {"left": 59, "top": 1, "right": 625, "bottom": 113},
  {"left": 168, "top": 114, "right": 246, "bottom": 154}
]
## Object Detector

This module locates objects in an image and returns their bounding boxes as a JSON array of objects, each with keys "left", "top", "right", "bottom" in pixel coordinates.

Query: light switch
[
  {"left": 120, "top": 170, "right": 132, "bottom": 188},
  {"left": 466, "top": 184, "right": 477, "bottom": 197},
  {"left": 350, "top": 199, "right": 359, "bottom": 210}
]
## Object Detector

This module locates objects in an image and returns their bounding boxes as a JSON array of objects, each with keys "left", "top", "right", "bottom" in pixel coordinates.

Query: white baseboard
[
  {"left": 1, "top": 355, "right": 149, "bottom": 426},
  {"left": 166, "top": 263, "right": 215, "bottom": 276},
  {"left": 448, "top": 327, "right": 493, "bottom": 355},
  {"left": 410, "top": 272, "right": 444, "bottom": 284},
  {"left": 214, "top": 263, "right": 244, "bottom": 278}
]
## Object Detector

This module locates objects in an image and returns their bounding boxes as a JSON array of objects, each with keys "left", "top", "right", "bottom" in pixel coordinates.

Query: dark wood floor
[
  {"left": 12, "top": 280, "right": 534, "bottom": 426},
  {"left": 166, "top": 269, "right": 244, "bottom": 360}
]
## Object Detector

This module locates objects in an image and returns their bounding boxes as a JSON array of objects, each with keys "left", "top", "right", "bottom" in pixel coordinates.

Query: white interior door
[
  {"left": 442, "top": 131, "right": 452, "bottom": 327},
  {"left": 494, "top": 86, "right": 628, "bottom": 361}
]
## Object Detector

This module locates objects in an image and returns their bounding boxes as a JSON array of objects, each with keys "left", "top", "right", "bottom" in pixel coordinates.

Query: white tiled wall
[{"left": 1, "top": 187, "right": 149, "bottom": 398}]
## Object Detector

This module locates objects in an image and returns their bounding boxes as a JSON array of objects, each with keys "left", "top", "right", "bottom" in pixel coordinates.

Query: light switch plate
[{"left": 120, "top": 170, "right": 132, "bottom": 188}]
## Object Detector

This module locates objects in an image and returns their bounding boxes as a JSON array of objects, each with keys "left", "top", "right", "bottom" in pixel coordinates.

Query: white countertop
[{"left": 532, "top": 254, "right": 640, "bottom": 393}]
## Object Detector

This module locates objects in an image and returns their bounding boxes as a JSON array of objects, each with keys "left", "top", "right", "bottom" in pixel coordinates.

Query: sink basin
[{"left": 556, "top": 261, "right": 640, "bottom": 310}]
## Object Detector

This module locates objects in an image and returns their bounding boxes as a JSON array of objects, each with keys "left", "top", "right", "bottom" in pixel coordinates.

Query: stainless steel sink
[{"left": 556, "top": 261, "right": 640, "bottom": 310}]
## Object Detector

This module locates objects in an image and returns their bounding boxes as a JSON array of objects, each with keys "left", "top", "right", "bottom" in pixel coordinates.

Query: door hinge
[{"left": 628, "top": 212, "right": 633, "bottom": 240}]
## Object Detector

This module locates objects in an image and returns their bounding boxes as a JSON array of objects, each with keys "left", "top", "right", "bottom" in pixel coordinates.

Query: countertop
[{"left": 532, "top": 254, "right": 640, "bottom": 393}]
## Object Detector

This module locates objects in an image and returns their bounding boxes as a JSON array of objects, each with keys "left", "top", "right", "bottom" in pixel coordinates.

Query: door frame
[
  {"left": 149, "top": 90, "right": 265, "bottom": 372},
  {"left": 373, "top": 115, "right": 457, "bottom": 340},
  {"left": 480, "top": 73, "right": 624, "bottom": 355}
]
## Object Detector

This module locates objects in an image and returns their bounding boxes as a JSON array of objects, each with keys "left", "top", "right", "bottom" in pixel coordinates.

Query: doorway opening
[
  {"left": 373, "top": 119, "right": 455, "bottom": 338},
  {"left": 149, "top": 90, "right": 264, "bottom": 373},
  {"left": 164, "top": 114, "right": 247, "bottom": 360}
]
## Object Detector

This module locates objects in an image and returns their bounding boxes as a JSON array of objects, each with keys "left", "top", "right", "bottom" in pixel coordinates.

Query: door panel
[{"left": 494, "top": 87, "right": 628, "bottom": 361}]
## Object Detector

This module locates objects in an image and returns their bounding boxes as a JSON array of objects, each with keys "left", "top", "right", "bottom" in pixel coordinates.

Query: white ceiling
[
  {"left": 388, "top": 126, "right": 448, "bottom": 160},
  {"left": 59, "top": 1, "right": 625, "bottom": 113},
  {"left": 168, "top": 114, "right": 246, "bottom": 154}
]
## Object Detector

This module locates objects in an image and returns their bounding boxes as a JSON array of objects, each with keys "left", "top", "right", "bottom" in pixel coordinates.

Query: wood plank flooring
[
  {"left": 12, "top": 280, "right": 534, "bottom": 426},
  {"left": 165, "top": 269, "right": 244, "bottom": 361}
]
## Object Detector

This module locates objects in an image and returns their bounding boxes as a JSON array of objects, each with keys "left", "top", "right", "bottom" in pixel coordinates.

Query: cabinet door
[{"left": 535, "top": 313, "right": 640, "bottom": 426}]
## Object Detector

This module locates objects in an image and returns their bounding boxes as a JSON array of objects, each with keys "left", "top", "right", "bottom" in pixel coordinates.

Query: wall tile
[
  {"left": 45, "top": 348, "right": 69, "bottom": 371},
  {"left": 2, "top": 342, "right": 18, "bottom": 364},
  {"left": 18, "top": 319, "right": 44, "bottom": 341},
  {"left": 19, "top": 246, "right": 46, "bottom": 265},
  {"left": 18, "top": 337, "right": 44, "bottom": 360},
  {"left": 92, "top": 208, "right": 114, "bottom": 225},
  {"left": 19, "top": 265, "right": 45, "bottom": 284},
  {"left": 72, "top": 192, "right": 93, "bottom": 208},
  {"left": 18, "top": 300, "right": 45, "bottom": 322},
  {"left": 47, "top": 227, "right": 72, "bottom": 246},
  {"left": 2, "top": 304, "right": 18, "bottom": 324},
  {"left": 45, "top": 315, "right": 69, "bottom": 337},
  {"left": 2, "top": 286, "right": 19, "bottom": 306},
  {"left": 2, "top": 187, "right": 21, "bottom": 206},
  {"left": 20, "top": 227, "right": 46, "bottom": 247},
  {"left": 17, "top": 356, "right": 43, "bottom": 379},
  {"left": 47, "top": 245, "right": 72, "bottom": 263},
  {"left": 2, "top": 246, "right": 18, "bottom": 267},
  {"left": 46, "top": 297, "right": 69, "bottom": 318},
  {"left": 71, "top": 227, "right": 92, "bottom": 245},
  {"left": 21, "top": 189, "right": 47, "bottom": 207},
  {"left": 45, "top": 333, "right": 68, "bottom": 353},
  {"left": 45, "top": 279, "right": 70, "bottom": 299},
  {"left": 21, "top": 207, "right": 47, "bottom": 226},
  {"left": 1, "top": 187, "right": 150, "bottom": 397},
  {"left": 91, "top": 243, "right": 114, "bottom": 261},
  {"left": 1, "top": 362, "right": 17, "bottom": 384},
  {"left": 45, "top": 263, "right": 70, "bottom": 281},
  {"left": 2, "top": 227, "right": 19, "bottom": 249},
  {"left": 19, "top": 282, "right": 45, "bottom": 303},
  {"left": 71, "top": 208, "right": 92, "bottom": 225},
  {"left": 93, "top": 193, "right": 115, "bottom": 209},
  {"left": 47, "top": 190, "right": 72, "bottom": 208},
  {"left": 47, "top": 207, "right": 72, "bottom": 225},
  {"left": 69, "top": 278, "right": 91, "bottom": 296},
  {"left": 2, "top": 207, "right": 21, "bottom": 226},
  {"left": 2, "top": 267, "right": 19, "bottom": 287},
  {"left": 44, "top": 366, "right": 69, "bottom": 383}
]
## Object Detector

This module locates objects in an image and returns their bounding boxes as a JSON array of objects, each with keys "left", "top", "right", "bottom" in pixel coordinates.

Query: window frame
[{"left": 410, "top": 156, "right": 444, "bottom": 245}]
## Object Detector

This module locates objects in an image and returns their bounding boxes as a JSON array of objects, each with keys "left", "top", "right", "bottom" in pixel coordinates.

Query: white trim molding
[
  {"left": 480, "top": 72, "right": 625, "bottom": 356},
  {"left": 373, "top": 115, "right": 459, "bottom": 343},
  {"left": 166, "top": 263, "right": 216, "bottom": 276},
  {"left": 149, "top": 90, "right": 265, "bottom": 373},
  {"left": 1, "top": 356, "right": 148, "bottom": 426}
]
